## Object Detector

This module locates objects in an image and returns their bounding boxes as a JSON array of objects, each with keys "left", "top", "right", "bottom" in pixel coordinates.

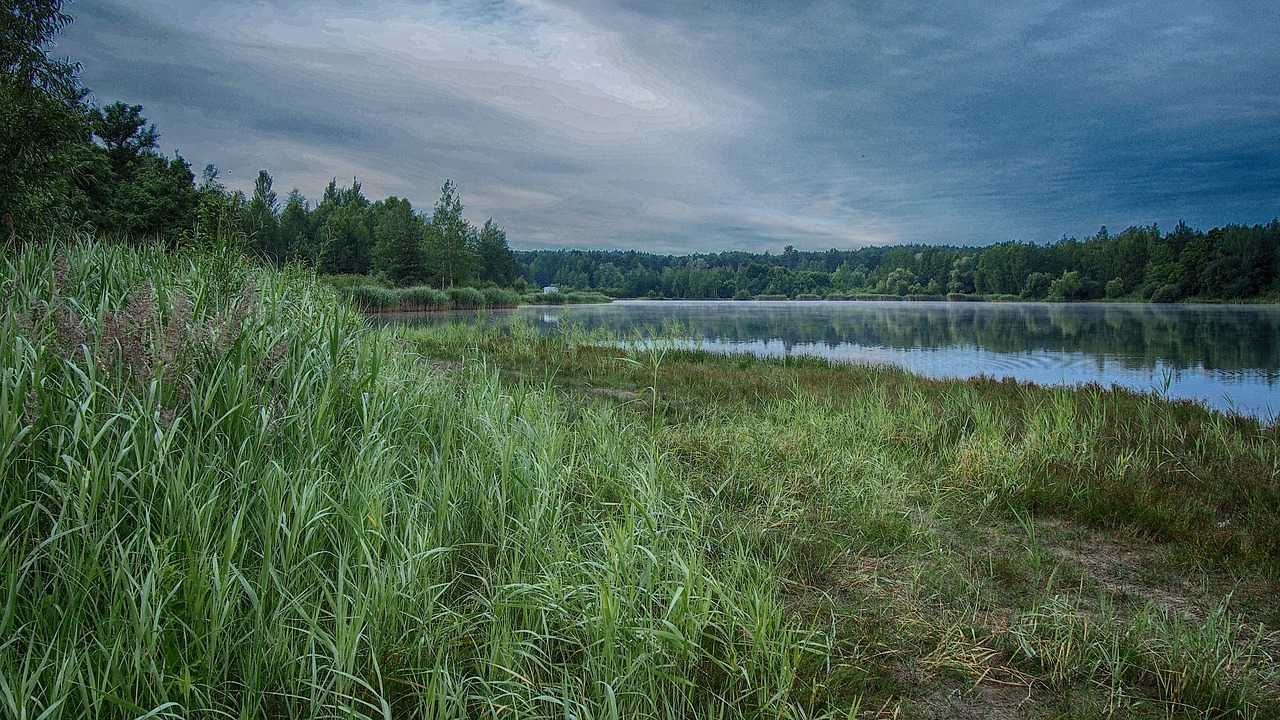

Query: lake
[{"left": 390, "top": 300, "right": 1280, "bottom": 421}]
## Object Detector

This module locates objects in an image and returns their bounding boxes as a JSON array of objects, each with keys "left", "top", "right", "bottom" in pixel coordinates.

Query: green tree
[
  {"left": 1021, "top": 272, "right": 1051, "bottom": 299},
  {"left": 1049, "top": 270, "right": 1084, "bottom": 301},
  {"left": 477, "top": 218, "right": 519, "bottom": 286},
  {"left": 372, "top": 196, "right": 427, "bottom": 286},
  {"left": 947, "top": 255, "right": 976, "bottom": 294},
  {"left": 881, "top": 267, "right": 917, "bottom": 296},
  {"left": 425, "top": 179, "right": 478, "bottom": 287},
  {"left": 277, "top": 188, "right": 312, "bottom": 263},
  {"left": 314, "top": 178, "right": 372, "bottom": 275},
  {"left": 91, "top": 101, "right": 158, "bottom": 171},
  {"left": 0, "top": 0, "right": 88, "bottom": 236},
  {"left": 245, "top": 169, "right": 282, "bottom": 261}
]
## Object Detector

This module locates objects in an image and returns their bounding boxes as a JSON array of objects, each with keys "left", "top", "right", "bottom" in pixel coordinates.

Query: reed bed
[
  {"left": 344, "top": 285, "right": 524, "bottom": 313},
  {"left": 1, "top": 237, "right": 822, "bottom": 719}
]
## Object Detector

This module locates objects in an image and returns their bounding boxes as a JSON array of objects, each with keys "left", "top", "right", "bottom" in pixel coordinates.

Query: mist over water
[{"left": 395, "top": 300, "right": 1280, "bottom": 421}]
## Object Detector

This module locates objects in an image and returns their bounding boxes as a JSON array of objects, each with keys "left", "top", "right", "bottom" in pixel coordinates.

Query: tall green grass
[
  {"left": 403, "top": 319, "right": 1280, "bottom": 717},
  {"left": 344, "top": 284, "right": 524, "bottom": 312},
  {"left": 1, "top": 237, "right": 823, "bottom": 719}
]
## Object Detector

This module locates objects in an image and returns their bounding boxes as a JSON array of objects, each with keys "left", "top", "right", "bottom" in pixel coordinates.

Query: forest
[{"left": 520, "top": 220, "right": 1280, "bottom": 302}]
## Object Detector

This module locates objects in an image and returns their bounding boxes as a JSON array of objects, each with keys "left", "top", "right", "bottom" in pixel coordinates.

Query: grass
[
  {"left": 405, "top": 319, "right": 1280, "bottom": 718},
  {"left": 2, "top": 237, "right": 817, "bottom": 718},
  {"left": 3, "top": 236, "right": 1277, "bottom": 718},
  {"left": 342, "top": 284, "right": 524, "bottom": 312}
]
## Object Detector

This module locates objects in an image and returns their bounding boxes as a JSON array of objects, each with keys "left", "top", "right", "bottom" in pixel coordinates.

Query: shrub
[
  {"left": 447, "top": 286, "right": 486, "bottom": 308},
  {"left": 1151, "top": 284, "right": 1182, "bottom": 303},
  {"left": 481, "top": 287, "right": 521, "bottom": 308},
  {"left": 347, "top": 285, "right": 395, "bottom": 311},
  {"left": 400, "top": 286, "right": 449, "bottom": 310},
  {"left": 794, "top": 293, "right": 822, "bottom": 301}
]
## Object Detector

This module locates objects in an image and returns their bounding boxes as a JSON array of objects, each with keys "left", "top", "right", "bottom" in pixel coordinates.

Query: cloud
[{"left": 59, "top": 0, "right": 1280, "bottom": 252}]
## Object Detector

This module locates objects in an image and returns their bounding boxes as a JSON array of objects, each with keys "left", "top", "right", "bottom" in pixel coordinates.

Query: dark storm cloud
[{"left": 58, "top": 0, "right": 1280, "bottom": 252}]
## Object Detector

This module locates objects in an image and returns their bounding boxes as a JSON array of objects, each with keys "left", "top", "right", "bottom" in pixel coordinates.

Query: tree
[
  {"left": 245, "top": 169, "right": 282, "bottom": 261},
  {"left": 91, "top": 101, "right": 158, "bottom": 171},
  {"left": 372, "top": 196, "right": 427, "bottom": 286},
  {"left": 1021, "top": 272, "right": 1051, "bottom": 299},
  {"left": 476, "top": 218, "right": 519, "bottom": 286},
  {"left": 314, "top": 177, "right": 372, "bottom": 275},
  {"left": 1048, "top": 270, "right": 1084, "bottom": 301},
  {"left": 881, "top": 267, "right": 917, "bottom": 296},
  {"left": 947, "top": 255, "right": 976, "bottom": 294},
  {"left": 425, "top": 179, "right": 478, "bottom": 287},
  {"left": 277, "top": 188, "right": 312, "bottom": 263},
  {"left": 1, "top": 0, "right": 88, "bottom": 236}
]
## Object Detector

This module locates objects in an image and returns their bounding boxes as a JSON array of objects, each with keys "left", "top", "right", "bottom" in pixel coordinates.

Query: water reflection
[{"left": 388, "top": 300, "right": 1280, "bottom": 420}]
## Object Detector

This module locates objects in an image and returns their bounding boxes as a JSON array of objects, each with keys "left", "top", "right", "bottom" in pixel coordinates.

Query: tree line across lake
[
  {"left": 522, "top": 221, "right": 1280, "bottom": 302},
  {"left": 6, "top": 0, "right": 1278, "bottom": 303}
]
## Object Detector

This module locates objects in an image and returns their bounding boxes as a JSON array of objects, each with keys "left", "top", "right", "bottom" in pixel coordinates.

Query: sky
[{"left": 57, "top": 0, "right": 1280, "bottom": 253}]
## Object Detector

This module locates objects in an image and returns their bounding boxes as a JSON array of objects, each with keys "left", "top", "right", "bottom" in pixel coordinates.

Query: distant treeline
[{"left": 520, "top": 221, "right": 1280, "bottom": 302}]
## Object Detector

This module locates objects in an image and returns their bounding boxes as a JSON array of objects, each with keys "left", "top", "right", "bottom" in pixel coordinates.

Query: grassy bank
[
  {"left": 326, "top": 276, "right": 612, "bottom": 313},
  {"left": 4, "top": 238, "right": 1277, "bottom": 718},
  {"left": 405, "top": 321, "right": 1280, "bottom": 717}
]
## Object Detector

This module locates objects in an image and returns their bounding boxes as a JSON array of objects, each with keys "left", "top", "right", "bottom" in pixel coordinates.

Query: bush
[
  {"left": 824, "top": 293, "right": 848, "bottom": 301},
  {"left": 794, "top": 293, "right": 822, "bottom": 301},
  {"left": 447, "top": 286, "right": 486, "bottom": 308},
  {"left": 1151, "top": 284, "right": 1182, "bottom": 304},
  {"left": 481, "top": 287, "right": 522, "bottom": 308},
  {"left": 400, "top": 287, "right": 449, "bottom": 310},
  {"left": 347, "top": 285, "right": 395, "bottom": 311},
  {"left": 1105, "top": 277, "right": 1126, "bottom": 299},
  {"left": 753, "top": 294, "right": 788, "bottom": 301}
]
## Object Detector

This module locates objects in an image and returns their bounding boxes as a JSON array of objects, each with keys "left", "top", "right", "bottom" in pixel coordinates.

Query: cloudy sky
[{"left": 58, "top": 0, "right": 1280, "bottom": 253}]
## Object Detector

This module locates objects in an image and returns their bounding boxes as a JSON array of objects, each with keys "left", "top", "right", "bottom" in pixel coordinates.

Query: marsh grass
[
  {"left": 344, "top": 284, "right": 524, "bottom": 313},
  {"left": 405, "top": 317, "right": 1280, "bottom": 717},
  {"left": 2, "top": 237, "right": 828, "bottom": 719}
]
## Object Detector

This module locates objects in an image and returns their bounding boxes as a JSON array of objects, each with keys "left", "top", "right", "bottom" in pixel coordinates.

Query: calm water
[{"left": 391, "top": 300, "right": 1280, "bottom": 421}]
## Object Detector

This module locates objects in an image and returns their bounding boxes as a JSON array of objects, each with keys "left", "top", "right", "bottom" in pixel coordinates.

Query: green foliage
[
  {"left": 243, "top": 169, "right": 283, "bottom": 261},
  {"left": 371, "top": 196, "right": 426, "bottom": 287},
  {"left": 446, "top": 285, "right": 484, "bottom": 308},
  {"left": 405, "top": 319, "right": 1280, "bottom": 716},
  {"left": 425, "top": 179, "right": 479, "bottom": 288},
  {"left": 1105, "top": 277, "right": 1125, "bottom": 299},
  {"left": 1049, "top": 270, "right": 1085, "bottom": 301},
  {"left": 1021, "top": 271, "right": 1052, "bottom": 299},
  {"left": 477, "top": 217, "right": 519, "bottom": 286},
  {"left": 518, "top": 221, "right": 1280, "bottom": 304},
  {"left": 0, "top": 0, "right": 85, "bottom": 235},
  {"left": 316, "top": 179, "right": 372, "bottom": 275},
  {"left": 4, "top": 239, "right": 829, "bottom": 717},
  {"left": 91, "top": 101, "right": 158, "bottom": 170}
]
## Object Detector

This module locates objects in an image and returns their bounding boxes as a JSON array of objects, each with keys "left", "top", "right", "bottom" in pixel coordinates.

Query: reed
[{"left": 1, "top": 236, "right": 823, "bottom": 719}]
